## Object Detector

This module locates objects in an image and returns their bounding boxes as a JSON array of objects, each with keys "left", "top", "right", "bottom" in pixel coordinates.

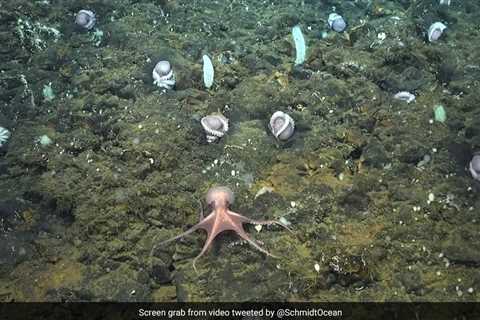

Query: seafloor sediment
[{"left": 0, "top": 0, "right": 479, "bottom": 302}]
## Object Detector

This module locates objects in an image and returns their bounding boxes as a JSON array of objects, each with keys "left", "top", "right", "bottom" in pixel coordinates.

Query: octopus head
[
  {"left": 469, "top": 154, "right": 480, "bottom": 181},
  {"left": 269, "top": 111, "right": 295, "bottom": 141},
  {"left": 206, "top": 186, "right": 234, "bottom": 209},
  {"left": 75, "top": 10, "right": 96, "bottom": 30},
  {"left": 200, "top": 114, "right": 229, "bottom": 143}
]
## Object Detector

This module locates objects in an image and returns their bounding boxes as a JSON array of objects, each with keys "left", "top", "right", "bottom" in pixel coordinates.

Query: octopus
[{"left": 155, "top": 186, "right": 293, "bottom": 272}]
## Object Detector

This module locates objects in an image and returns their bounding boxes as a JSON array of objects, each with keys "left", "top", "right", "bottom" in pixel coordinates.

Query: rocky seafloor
[{"left": 0, "top": 0, "right": 480, "bottom": 302}]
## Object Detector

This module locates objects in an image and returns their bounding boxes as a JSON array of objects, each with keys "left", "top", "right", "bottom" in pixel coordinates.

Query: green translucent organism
[
  {"left": 292, "top": 25, "right": 306, "bottom": 65},
  {"left": 37, "top": 135, "right": 53, "bottom": 146},
  {"left": 202, "top": 54, "right": 214, "bottom": 89},
  {"left": 433, "top": 104, "right": 446, "bottom": 123},
  {"left": 42, "top": 82, "right": 55, "bottom": 101},
  {"left": 90, "top": 28, "right": 104, "bottom": 47}
]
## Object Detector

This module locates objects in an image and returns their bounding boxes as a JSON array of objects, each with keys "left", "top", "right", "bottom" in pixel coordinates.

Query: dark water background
[{"left": 0, "top": 0, "right": 479, "bottom": 302}]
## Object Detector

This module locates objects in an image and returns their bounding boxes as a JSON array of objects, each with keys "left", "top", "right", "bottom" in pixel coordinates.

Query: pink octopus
[{"left": 157, "top": 186, "right": 292, "bottom": 271}]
